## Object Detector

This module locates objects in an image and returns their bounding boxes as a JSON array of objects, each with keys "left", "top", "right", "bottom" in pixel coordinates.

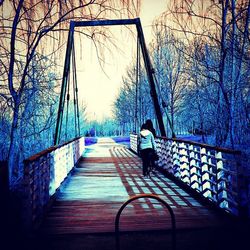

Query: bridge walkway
[{"left": 35, "top": 138, "right": 246, "bottom": 250}]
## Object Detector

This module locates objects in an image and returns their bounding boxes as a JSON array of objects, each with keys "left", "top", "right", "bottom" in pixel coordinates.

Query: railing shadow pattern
[{"left": 130, "top": 134, "right": 249, "bottom": 217}]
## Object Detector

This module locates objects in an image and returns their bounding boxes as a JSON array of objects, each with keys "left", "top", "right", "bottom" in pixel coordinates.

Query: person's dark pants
[{"left": 140, "top": 148, "right": 154, "bottom": 176}]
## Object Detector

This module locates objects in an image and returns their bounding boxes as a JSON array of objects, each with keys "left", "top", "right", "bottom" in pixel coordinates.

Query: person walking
[
  {"left": 145, "top": 119, "right": 158, "bottom": 173},
  {"left": 138, "top": 123, "right": 156, "bottom": 177}
]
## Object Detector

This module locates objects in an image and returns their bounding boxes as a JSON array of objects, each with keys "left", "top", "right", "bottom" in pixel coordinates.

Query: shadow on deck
[{"left": 6, "top": 138, "right": 249, "bottom": 250}]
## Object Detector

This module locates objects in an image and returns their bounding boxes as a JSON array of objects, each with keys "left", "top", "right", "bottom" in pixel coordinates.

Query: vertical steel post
[
  {"left": 54, "top": 21, "right": 75, "bottom": 145},
  {"left": 134, "top": 35, "right": 140, "bottom": 133},
  {"left": 135, "top": 19, "right": 166, "bottom": 137}
]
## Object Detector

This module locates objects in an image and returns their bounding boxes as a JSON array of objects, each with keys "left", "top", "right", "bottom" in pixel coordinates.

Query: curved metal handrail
[{"left": 115, "top": 194, "right": 176, "bottom": 250}]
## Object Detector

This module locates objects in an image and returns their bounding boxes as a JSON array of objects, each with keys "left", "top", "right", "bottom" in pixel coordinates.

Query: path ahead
[{"left": 36, "top": 138, "right": 247, "bottom": 250}]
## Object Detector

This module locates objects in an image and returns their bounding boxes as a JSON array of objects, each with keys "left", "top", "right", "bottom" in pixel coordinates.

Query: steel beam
[
  {"left": 135, "top": 21, "right": 166, "bottom": 136},
  {"left": 74, "top": 18, "right": 139, "bottom": 27}
]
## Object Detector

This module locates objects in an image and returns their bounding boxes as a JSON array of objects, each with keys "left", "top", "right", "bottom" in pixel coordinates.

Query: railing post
[
  {"left": 200, "top": 147, "right": 212, "bottom": 199},
  {"left": 235, "top": 153, "right": 250, "bottom": 217},
  {"left": 172, "top": 140, "right": 180, "bottom": 178},
  {"left": 189, "top": 144, "right": 200, "bottom": 191},
  {"left": 216, "top": 151, "right": 229, "bottom": 210},
  {"left": 179, "top": 143, "right": 189, "bottom": 185},
  {"left": 166, "top": 139, "right": 174, "bottom": 174}
]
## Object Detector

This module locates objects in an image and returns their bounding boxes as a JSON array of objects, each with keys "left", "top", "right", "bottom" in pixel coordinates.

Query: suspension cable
[
  {"left": 72, "top": 36, "right": 81, "bottom": 138},
  {"left": 138, "top": 37, "right": 142, "bottom": 127},
  {"left": 74, "top": 46, "right": 81, "bottom": 137},
  {"left": 72, "top": 38, "right": 77, "bottom": 138},
  {"left": 65, "top": 63, "right": 71, "bottom": 141},
  {"left": 135, "top": 34, "right": 140, "bottom": 133}
]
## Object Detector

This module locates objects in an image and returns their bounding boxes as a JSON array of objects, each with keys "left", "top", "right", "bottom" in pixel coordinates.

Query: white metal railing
[
  {"left": 130, "top": 133, "right": 138, "bottom": 153},
  {"left": 130, "top": 134, "right": 248, "bottom": 217},
  {"left": 23, "top": 137, "right": 85, "bottom": 230}
]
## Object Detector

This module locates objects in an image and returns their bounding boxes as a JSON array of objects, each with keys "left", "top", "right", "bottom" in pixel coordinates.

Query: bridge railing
[
  {"left": 130, "top": 134, "right": 249, "bottom": 217},
  {"left": 23, "top": 136, "right": 85, "bottom": 230}
]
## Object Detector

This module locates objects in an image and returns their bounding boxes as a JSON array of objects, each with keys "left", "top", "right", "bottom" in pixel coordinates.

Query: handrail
[
  {"left": 115, "top": 194, "right": 176, "bottom": 250},
  {"left": 24, "top": 136, "right": 82, "bottom": 163},
  {"left": 129, "top": 134, "right": 249, "bottom": 217},
  {"left": 131, "top": 133, "right": 241, "bottom": 154},
  {"left": 23, "top": 136, "right": 85, "bottom": 231},
  {"left": 155, "top": 136, "right": 241, "bottom": 155}
]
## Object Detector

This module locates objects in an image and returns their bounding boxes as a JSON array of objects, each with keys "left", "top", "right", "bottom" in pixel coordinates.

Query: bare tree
[
  {"left": 113, "top": 55, "right": 156, "bottom": 135},
  {"left": 162, "top": 0, "right": 250, "bottom": 147},
  {"left": 0, "top": 0, "right": 141, "bottom": 188},
  {"left": 151, "top": 22, "right": 187, "bottom": 137}
]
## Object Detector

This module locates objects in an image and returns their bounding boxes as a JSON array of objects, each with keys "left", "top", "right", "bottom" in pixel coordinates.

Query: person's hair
[
  {"left": 145, "top": 119, "right": 156, "bottom": 137},
  {"left": 140, "top": 123, "right": 147, "bottom": 131},
  {"left": 145, "top": 119, "right": 153, "bottom": 129}
]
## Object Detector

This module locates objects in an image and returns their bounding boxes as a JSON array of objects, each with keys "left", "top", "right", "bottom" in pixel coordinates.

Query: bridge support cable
[
  {"left": 65, "top": 66, "right": 71, "bottom": 140},
  {"left": 134, "top": 35, "right": 140, "bottom": 133},
  {"left": 54, "top": 22, "right": 75, "bottom": 145},
  {"left": 72, "top": 37, "right": 81, "bottom": 138},
  {"left": 135, "top": 20, "right": 166, "bottom": 137},
  {"left": 138, "top": 49, "right": 142, "bottom": 127}
]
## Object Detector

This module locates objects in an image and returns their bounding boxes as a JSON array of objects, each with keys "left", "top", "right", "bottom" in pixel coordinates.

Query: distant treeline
[{"left": 113, "top": 0, "right": 250, "bottom": 150}]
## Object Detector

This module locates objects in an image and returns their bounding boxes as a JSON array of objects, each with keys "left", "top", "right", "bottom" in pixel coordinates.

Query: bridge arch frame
[{"left": 54, "top": 18, "right": 166, "bottom": 145}]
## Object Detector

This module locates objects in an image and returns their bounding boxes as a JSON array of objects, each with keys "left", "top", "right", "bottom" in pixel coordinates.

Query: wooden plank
[{"left": 39, "top": 138, "right": 230, "bottom": 235}]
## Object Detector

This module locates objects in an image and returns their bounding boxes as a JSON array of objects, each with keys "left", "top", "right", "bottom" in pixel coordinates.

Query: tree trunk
[
  {"left": 8, "top": 103, "right": 20, "bottom": 189},
  {"left": 196, "top": 89, "right": 205, "bottom": 143},
  {"left": 7, "top": 0, "right": 24, "bottom": 190},
  {"left": 217, "top": 0, "right": 230, "bottom": 146},
  {"left": 228, "top": 0, "right": 236, "bottom": 149},
  {"left": 170, "top": 93, "right": 175, "bottom": 137}
]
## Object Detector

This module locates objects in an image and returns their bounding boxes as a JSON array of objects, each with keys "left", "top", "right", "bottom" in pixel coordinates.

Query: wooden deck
[
  {"left": 40, "top": 138, "right": 231, "bottom": 234},
  {"left": 33, "top": 138, "right": 249, "bottom": 250}
]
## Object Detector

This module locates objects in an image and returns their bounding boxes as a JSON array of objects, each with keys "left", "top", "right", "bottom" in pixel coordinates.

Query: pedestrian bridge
[
  {"left": 20, "top": 135, "right": 249, "bottom": 250},
  {"left": 3, "top": 17, "right": 249, "bottom": 250}
]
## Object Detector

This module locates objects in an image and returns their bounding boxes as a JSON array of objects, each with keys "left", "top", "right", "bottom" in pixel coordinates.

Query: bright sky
[{"left": 76, "top": 0, "right": 168, "bottom": 121}]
